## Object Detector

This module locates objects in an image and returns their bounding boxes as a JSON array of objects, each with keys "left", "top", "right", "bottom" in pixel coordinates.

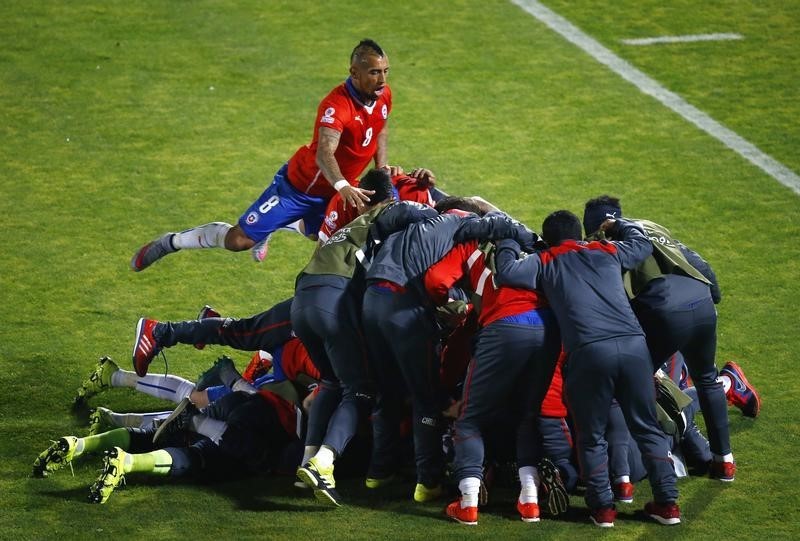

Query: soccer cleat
[
  {"left": 413, "top": 482, "right": 442, "bottom": 503},
  {"left": 251, "top": 234, "right": 271, "bottom": 263},
  {"left": 709, "top": 460, "right": 736, "bottom": 482},
  {"left": 537, "top": 457, "right": 569, "bottom": 516},
  {"left": 132, "top": 318, "right": 161, "bottom": 377},
  {"left": 152, "top": 397, "right": 197, "bottom": 443},
  {"left": 644, "top": 501, "right": 681, "bottom": 525},
  {"left": 613, "top": 481, "right": 635, "bottom": 504},
  {"left": 590, "top": 506, "right": 617, "bottom": 528},
  {"left": 196, "top": 355, "right": 236, "bottom": 391},
  {"left": 88, "top": 407, "right": 116, "bottom": 436},
  {"left": 516, "top": 500, "right": 540, "bottom": 523},
  {"left": 32, "top": 436, "right": 78, "bottom": 477},
  {"left": 194, "top": 305, "right": 221, "bottom": 350},
  {"left": 296, "top": 457, "right": 341, "bottom": 507},
  {"left": 446, "top": 499, "right": 478, "bottom": 526},
  {"left": 242, "top": 351, "right": 273, "bottom": 382},
  {"left": 88, "top": 447, "right": 127, "bottom": 504},
  {"left": 130, "top": 233, "right": 177, "bottom": 272},
  {"left": 720, "top": 361, "right": 761, "bottom": 418},
  {"left": 74, "top": 356, "right": 119, "bottom": 405},
  {"left": 365, "top": 474, "right": 397, "bottom": 489}
]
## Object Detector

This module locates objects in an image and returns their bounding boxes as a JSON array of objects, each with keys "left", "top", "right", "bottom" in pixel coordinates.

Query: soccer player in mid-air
[{"left": 131, "top": 39, "right": 392, "bottom": 270}]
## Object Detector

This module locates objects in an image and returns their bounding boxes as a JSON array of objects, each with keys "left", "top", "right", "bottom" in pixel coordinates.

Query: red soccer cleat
[
  {"left": 446, "top": 499, "right": 478, "bottom": 526},
  {"left": 720, "top": 361, "right": 761, "bottom": 418},
  {"left": 613, "top": 481, "right": 634, "bottom": 503},
  {"left": 132, "top": 318, "right": 161, "bottom": 376},
  {"left": 644, "top": 501, "right": 681, "bottom": 525},
  {"left": 710, "top": 460, "right": 736, "bottom": 482},
  {"left": 590, "top": 506, "right": 617, "bottom": 528},
  {"left": 516, "top": 500, "right": 540, "bottom": 523}
]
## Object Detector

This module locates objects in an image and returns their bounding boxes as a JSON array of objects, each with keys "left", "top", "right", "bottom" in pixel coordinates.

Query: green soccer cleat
[
  {"left": 297, "top": 457, "right": 341, "bottom": 506},
  {"left": 88, "top": 407, "right": 117, "bottom": 436},
  {"left": 88, "top": 447, "right": 127, "bottom": 504},
  {"left": 413, "top": 482, "right": 443, "bottom": 503},
  {"left": 33, "top": 436, "right": 78, "bottom": 477},
  {"left": 196, "top": 355, "right": 237, "bottom": 391},
  {"left": 75, "top": 356, "right": 119, "bottom": 405}
]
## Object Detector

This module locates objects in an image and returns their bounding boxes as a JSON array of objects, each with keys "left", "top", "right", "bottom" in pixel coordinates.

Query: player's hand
[
  {"left": 599, "top": 218, "right": 617, "bottom": 233},
  {"left": 409, "top": 167, "right": 436, "bottom": 187},
  {"left": 339, "top": 184, "right": 374, "bottom": 210}
]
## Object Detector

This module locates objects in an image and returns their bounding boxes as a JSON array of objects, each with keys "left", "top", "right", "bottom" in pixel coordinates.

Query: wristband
[{"left": 333, "top": 179, "right": 349, "bottom": 192}]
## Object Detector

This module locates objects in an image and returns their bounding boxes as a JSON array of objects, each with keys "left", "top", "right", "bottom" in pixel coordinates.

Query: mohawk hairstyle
[{"left": 351, "top": 39, "right": 385, "bottom": 63}]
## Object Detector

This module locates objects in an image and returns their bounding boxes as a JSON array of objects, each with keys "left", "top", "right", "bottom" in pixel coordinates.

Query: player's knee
[{"left": 224, "top": 226, "right": 256, "bottom": 251}]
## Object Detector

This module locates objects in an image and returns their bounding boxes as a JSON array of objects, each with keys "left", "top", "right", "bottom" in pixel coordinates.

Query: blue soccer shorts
[{"left": 237, "top": 163, "right": 328, "bottom": 242}]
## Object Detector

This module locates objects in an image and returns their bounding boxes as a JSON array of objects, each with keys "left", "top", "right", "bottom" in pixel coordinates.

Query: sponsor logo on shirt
[
  {"left": 321, "top": 107, "right": 335, "bottom": 125},
  {"left": 324, "top": 211, "right": 338, "bottom": 230},
  {"left": 354, "top": 115, "right": 363, "bottom": 124}
]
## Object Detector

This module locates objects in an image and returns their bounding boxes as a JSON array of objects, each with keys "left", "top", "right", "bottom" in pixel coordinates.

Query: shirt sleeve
[
  {"left": 610, "top": 219, "right": 654, "bottom": 271},
  {"left": 424, "top": 241, "right": 478, "bottom": 305},
  {"left": 493, "top": 238, "right": 541, "bottom": 290}
]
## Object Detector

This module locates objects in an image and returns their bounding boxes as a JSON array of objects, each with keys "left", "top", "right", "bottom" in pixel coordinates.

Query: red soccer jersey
[
  {"left": 287, "top": 82, "right": 392, "bottom": 198},
  {"left": 424, "top": 240, "right": 547, "bottom": 327},
  {"left": 393, "top": 173, "right": 435, "bottom": 206},
  {"left": 317, "top": 194, "right": 359, "bottom": 242}
]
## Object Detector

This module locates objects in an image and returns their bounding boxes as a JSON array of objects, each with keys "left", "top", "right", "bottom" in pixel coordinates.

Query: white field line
[
  {"left": 510, "top": 0, "right": 800, "bottom": 195},
  {"left": 621, "top": 33, "right": 743, "bottom": 46}
]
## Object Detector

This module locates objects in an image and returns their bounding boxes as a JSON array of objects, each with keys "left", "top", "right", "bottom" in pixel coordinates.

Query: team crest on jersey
[
  {"left": 246, "top": 212, "right": 259, "bottom": 224},
  {"left": 381, "top": 104, "right": 388, "bottom": 119},
  {"left": 324, "top": 211, "right": 339, "bottom": 230},
  {"left": 321, "top": 107, "right": 335, "bottom": 124}
]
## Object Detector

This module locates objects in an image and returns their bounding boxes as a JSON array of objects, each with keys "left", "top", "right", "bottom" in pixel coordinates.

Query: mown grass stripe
[{"left": 511, "top": 0, "right": 800, "bottom": 195}]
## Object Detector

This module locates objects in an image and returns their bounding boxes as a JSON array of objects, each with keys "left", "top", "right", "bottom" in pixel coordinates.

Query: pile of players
[{"left": 32, "top": 38, "right": 761, "bottom": 528}]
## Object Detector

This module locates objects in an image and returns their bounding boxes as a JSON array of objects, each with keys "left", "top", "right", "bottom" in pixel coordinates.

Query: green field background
[{"left": 1, "top": 1, "right": 798, "bottom": 539}]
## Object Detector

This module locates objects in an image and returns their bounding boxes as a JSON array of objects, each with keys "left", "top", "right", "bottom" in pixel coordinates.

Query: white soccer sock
[
  {"left": 519, "top": 466, "right": 538, "bottom": 504},
  {"left": 172, "top": 222, "right": 232, "bottom": 249},
  {"left": 191, "top": 415, "right": 228, "bottom": 445},
  {"left": 111, "top": 369, "right": 139, "bottom": 388},
  {"left": 135, "top": 374, "right": 196, "bottom": 403},
  {"left": 613, "top": 475, "right": 630, "bottom": 484},
  {"left": 458, "top": 477, "right": 481, "bottom": 508},
  {"left": 314, "top": 446, "right": 336, "bottom": 468},
  {"left": 714, "top": 453, "right": 735, "bottom": 463},
  {"left": 719, "top": 374, "right": 732, "bottom": 394},
  {"left": 231, "top": 378, "right": 258, "bottom": 394}
]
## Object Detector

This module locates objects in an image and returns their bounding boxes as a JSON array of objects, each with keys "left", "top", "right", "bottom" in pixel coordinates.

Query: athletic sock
[
  {"left": 613, "top": 475, "right": 630, "bottom": 484},
  {"left": 123, "top": 449, "right": 173, "bottom": 475},
  {"left": 719, "top": 374, "right": 732, "bottom": 394},
  {"left": 314, "top": 446, "right": 336, "bottom": 468},
  {"left": 190, "top": 415, "right": 227, "bottom": 445},
  {"left": 135, "top": 373, "right": 196, "bottom": 403},
  {"left": 111, "top": 369, "right": 139, "bottom": 388},
  {"left": 714, "top": 453, "right": 734, "bottom": 463},
  {"left": 519, "top": 466, "right": 539, "bottom": 504},
  {"left": 458, "top": 476, "right": 481, "bottom": 508},
  {"left": 172, "top": 222, "right": 232, "bottom": 249},
  {"left": 80, "top": 428, "right": 131, "bottom": 454}
]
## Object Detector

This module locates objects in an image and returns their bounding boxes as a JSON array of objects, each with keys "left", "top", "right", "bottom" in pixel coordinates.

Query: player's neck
[{"left": 345, "top": 77, "right": 375, "bottom": 107}]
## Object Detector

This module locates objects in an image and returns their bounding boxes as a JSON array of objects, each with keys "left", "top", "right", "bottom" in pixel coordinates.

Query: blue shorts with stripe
[{"left": 237, "top": 163, "right": 328, "bottom": 242}]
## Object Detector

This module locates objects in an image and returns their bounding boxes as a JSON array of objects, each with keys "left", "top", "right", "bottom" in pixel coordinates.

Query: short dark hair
[
  {"left": 359, "top": 168, "right": 393, "bottom": 206},
  {"left": 583, "top": 195, "right": 622, "bottom": 236},
  {"left": 351, "top": 39, "right": 385, "bottom": 64},
  {"left": 542, "top": 210, "right": 583, "bottom": 246},
  {"left": 434, "top": 196, "right": 486, "bottom": 216}
]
